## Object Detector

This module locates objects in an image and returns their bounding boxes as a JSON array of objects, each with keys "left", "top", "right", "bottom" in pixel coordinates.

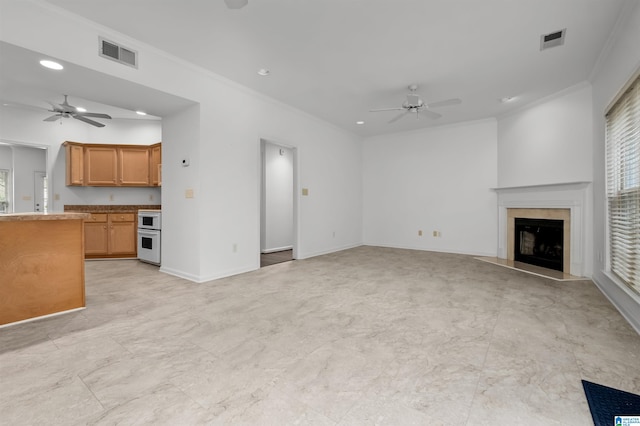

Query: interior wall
[
  {"left": 160, "top": 104, "right": 201, "bottom": 280},
  {"left": 363, "top": 119, "right": 498, "bottom": 257},
  {"left": 497, "top": 83, "right": 594, "bottom": 188},
  {"left": 590, "top": 0, "right": 640, "bottom": 332},
  {"left": 0, "top": 106, "right": 162, "bottom": 209},
  {"left": 261, "top": 141, "right": 293, "bottom": 253},
  {"left": 0, "top": 0, "right": 363, "bottom": 281},
  {"left": 496, "top": 84, "right": 595, "bottom": 276}
]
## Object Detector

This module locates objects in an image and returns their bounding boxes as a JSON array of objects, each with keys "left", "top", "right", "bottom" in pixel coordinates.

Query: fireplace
[
  {"left": 514, "top": 217, "right": 564, "bottom": 271},
  {"left": 506, "top": 207, "right": 571, "bottom": 273},
  {"left": 493, "top": 182, "right": 589, "bottom": 277}
]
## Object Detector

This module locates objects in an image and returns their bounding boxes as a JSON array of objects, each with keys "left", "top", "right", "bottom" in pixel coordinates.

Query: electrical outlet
[
  {"left": 149, "top": 194, "right": 154, "bottom": 201},
  {"left": 109, "top": 194, "right": 114, "bottom": 201},
  {"left": 433, "top": 230, "right": 438, "bottom": 237},
  {"left": 418, "top": 230, "right": 423, "bottom": 236},
  {"left": 233, "top": 243, "right": 237, "bottom": 253},
  {"left": 437, "top": 231, "right": 442, "bottom": 237},
  {"left": 185, "top": 189, "right": 194, "bottom": 198}
]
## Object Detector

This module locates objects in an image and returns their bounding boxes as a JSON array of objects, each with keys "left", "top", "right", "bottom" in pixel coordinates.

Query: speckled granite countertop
[
  {"left": 0, "top": 212, "right": 91, "bottom": 222},
  {"left": 64, "top": 205, "right": 161, "bottom": 213}
]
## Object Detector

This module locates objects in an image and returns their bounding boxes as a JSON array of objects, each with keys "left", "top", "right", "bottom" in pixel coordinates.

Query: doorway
[
  {"left": 260, "top": 140, "right": 295, "bottom": 267},
  {"left": 34, "top": 171, "right": 48, "bottom": 212}
]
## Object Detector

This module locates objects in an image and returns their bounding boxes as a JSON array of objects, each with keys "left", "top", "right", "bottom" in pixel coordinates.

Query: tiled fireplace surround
[{"left": 494, "top": 182, "right": 590, "bottom": 277}]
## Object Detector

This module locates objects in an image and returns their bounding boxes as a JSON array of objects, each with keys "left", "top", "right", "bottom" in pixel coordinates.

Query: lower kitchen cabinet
[{"left": 84, "top": 212, "right": 137, "bottom": 258}]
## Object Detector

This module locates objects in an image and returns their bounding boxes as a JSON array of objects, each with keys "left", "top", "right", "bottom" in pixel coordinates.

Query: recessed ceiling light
[
  {"left": 136, "top": 110, "right": 147, "bottom": 116},
  {"left": 356, "top": 121, "right": 365, "bottom": 125},
  {"left": 39, "top": 60, "right": 63, "bottom": 70},
  {"left": 257, "top": 68, "right": 270, "bottom": 76},
  {"left": 500, "top": 96, "right": 516, "bottom": 103},
  {"left": 75, "top": 107, "right": 87, "bottom": 113}
]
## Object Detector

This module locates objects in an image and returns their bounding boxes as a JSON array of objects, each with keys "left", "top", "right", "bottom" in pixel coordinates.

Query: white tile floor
[{"left": 1, "top": 246, "right": 639, "bottom": 425}]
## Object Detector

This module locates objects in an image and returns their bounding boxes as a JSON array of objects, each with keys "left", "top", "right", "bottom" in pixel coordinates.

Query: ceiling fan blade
[
  {"left": 427, "top": 98, "right": 461, "bottom": 108},
  {"left": 388, "top": 110, "right": 411, "bottom": 123},
  {"left": 370, "top": 107, "right": 405, "bottom": 112},
  {"left": 73, "top": 115, "right": 105, "bottom": 127},
  {"left": 420, "top": 109, "right": 442, "bottom": 120},
  {"left": 76, "top": 112, "right": 112, "bottom": 119},
  {"left": 43, "top": 114, "right": 61, "bottom": 122},
  {"left": 2, "top": 101, "right": 49, "bottom": 113}
]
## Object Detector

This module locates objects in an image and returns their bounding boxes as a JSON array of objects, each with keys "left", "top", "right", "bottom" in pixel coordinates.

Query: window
[
  {"left": 606, "top": 74, "right": 640, "bottom": 293},
  {"left": 0, "top": 169, "right": 9, "bottom": 213}
]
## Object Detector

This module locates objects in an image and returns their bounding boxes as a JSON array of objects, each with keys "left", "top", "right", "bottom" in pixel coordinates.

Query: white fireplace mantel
[{"left": 493, "top": 182, "right": 591, "bottom": 277}]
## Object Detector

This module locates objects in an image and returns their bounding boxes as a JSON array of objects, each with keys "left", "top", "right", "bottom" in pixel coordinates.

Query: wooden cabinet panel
[
  {"left": 84, "top": 221, "right": 109, "bottom": 255},
  {"left": 65, "top": 143, "right": 84, "bottom": 186},
  {"left": 85, "top": 146, "right": 117, "bottom": 186},
  {"left": 0, "top": 218, "right": 86, "bottom": 325},
  {"left": 83, "top": 212, "right": 136, "bottom": 257},
  {"left": 109, "top": 221, "right": 136, "bottom": 255},
  {"left": 150, "top": 143, "right": 162, "bottom": 186},
  {"left": 119, "top": 147, "right": 150, "bottom": 186}
]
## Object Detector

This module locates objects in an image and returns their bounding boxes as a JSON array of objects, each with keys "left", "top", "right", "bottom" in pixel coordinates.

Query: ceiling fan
[
  {"left": 44, "top": 95, "right": 112, "bottom": 127},
  {"left": 370, "top": 84, "right": 461, "bottom": 123}
]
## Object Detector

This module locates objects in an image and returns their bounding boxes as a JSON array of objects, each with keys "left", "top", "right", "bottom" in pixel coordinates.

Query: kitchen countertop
[
  {"left": 0, "top": 212, "right": 91, "bottom": 222},
  {"left": 64, "top": 205, "right": 161, "bottom": 213}
]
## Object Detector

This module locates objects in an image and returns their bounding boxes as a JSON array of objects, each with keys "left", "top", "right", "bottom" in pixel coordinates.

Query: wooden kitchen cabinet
[
  {"left": 65, "top": 142, "right": 84, "bottom": 186},
  {"left": 84, "top": 212, "right": 137, "bottom": 258},
  {"left": 63, "top": 141, "right": 161, "bottom": 187},
  {"left": 85, "top": 145, "right": 118, "bottom": 186},
  {"left": 119, "top": 147, "right": 150, "bottom": 186},
  {"left": 84, "top": 213, "right": 109, "bottom": 255},
  {"left": 150, "top": 143, "right": 162, "bottom": 186}
]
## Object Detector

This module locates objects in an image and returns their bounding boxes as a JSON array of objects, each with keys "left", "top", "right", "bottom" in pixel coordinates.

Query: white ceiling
[{"left": 1, "top": 0, "right": 629, "bottom": 136}]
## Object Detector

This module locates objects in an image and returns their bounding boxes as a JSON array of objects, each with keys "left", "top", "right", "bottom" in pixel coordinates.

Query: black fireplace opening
[{"left": 514, "top": 217, "right": 564, "bottom": 272}]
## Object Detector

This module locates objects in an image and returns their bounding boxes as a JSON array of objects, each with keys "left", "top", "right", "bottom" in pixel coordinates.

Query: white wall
[
  {"left": 590, "top": 1, "right": 640, "bottom": 332},
  {"left": 497, "top": 83, "right": 593, "bottom": 187},
  {"left": 363, "top": 119, "right": 498, "bottom": 257},
  {"left": 262, "top": 141, "right": 293, "bottom": 253},
  {"left": 496, "top": 84, "right": 595, "bottom": 276},
  {"left": 0, "top": 1, "right": 363, "bottom": 282},
  {"left": 0, "top": 107, "right": 162, "bottom": 210}
]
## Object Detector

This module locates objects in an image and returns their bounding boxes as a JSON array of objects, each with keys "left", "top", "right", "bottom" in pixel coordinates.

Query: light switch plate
[{"left": 302, "top": 188, "right": 309, "bottom": 196}]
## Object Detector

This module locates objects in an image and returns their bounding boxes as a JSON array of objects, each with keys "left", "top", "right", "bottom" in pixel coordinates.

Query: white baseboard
[
  {"left": 592, "top": 271, "right": 640, "bottom": 335},
  {"left": 261, "top": 245, "right": 293, "bottom": 254}
]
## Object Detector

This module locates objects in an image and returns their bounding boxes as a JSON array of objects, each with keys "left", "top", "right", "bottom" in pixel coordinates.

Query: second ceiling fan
[{"left": 370, "top": 84, "right": 461, "bottom": 123}]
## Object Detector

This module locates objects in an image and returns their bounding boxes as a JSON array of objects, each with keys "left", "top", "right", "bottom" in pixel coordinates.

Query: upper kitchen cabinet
[
  {"left": 63, "top": 141, "right": 161, "bottom": 187},
  {"left": 85, "top": 145, "right": 118, "bottom": 186},
  {"left": 119, "top": 146, "right": 150, "bottom": 186},
  {"left": 64, "top": 142, "right": 84, "bottom": 186},
  {"left": 150, "top": 143, "right": 162, "bottom": 186}
]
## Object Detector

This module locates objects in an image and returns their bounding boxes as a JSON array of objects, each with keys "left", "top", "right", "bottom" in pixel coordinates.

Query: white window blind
[{"left": 606, "top": 74, "right": 640, "bottom": 293}]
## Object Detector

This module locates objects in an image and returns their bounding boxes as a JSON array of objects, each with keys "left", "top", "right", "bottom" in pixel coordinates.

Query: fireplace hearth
[{"left": 514, "top": 217, "right": 564, "bottom": 272}]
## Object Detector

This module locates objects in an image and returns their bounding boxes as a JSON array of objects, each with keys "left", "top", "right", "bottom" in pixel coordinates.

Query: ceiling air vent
[
  {"left": 99, "top": 37, "right": 138, "bottom": 68},
  {"left": 540, "top": 29, "right": 566, "bottom": 51}
]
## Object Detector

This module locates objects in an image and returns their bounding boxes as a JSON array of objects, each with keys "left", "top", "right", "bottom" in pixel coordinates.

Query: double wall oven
[{"left": 138, "top": 210, "right": 161, "bottom": 265}]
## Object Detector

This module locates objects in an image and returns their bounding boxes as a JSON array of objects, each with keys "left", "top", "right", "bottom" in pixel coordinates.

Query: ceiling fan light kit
[{"left": 370, "top": 84, "right": 461, "bottom": 124}]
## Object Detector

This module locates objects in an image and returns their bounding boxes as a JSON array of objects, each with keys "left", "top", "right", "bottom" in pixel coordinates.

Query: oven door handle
[{"left": 138, "top": 230, "right": 159, "bottom": 236}]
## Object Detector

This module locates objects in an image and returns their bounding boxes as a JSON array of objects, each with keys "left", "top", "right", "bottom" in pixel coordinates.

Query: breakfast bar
[{"left": 0, "top": 212, "right": 90, "bottom": 326}]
